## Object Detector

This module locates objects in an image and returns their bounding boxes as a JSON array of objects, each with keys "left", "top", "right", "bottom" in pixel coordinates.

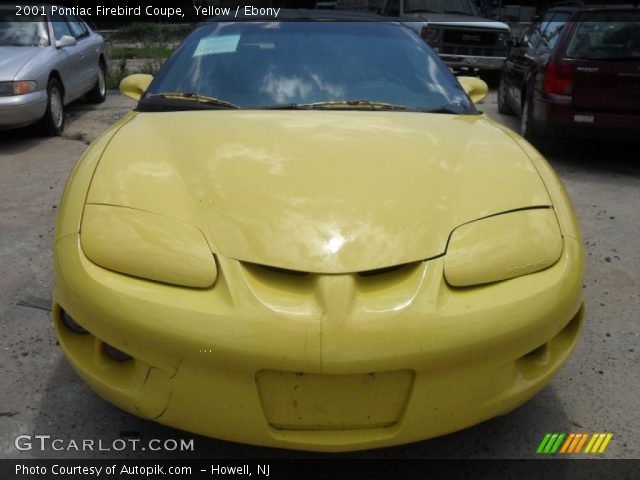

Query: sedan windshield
[
  {"left": 141, "top": 22, "right": 475, "bottom": 113},
  {"left": 0, "top": 12, "right": 49, "bottom": 47}
]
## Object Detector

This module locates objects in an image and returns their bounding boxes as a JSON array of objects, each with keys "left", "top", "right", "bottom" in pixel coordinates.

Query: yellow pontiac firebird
[{"left": 53, "top": 15, "right": 585, "bottom": 452}]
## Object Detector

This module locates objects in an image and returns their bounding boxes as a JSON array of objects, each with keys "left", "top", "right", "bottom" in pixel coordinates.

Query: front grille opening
[
  {"left": 241, "top": 262, "right": 314, "bottom": 292},
  {"left": 358, "top": 265, "right": 405, "bottom": 277},
  {"left": 255, "top": 264, "right": 309, "bottom": 277},
  {"left": 102, "top": 342, "right": 133, "bottom": 362},
  {"left": 522, "top": 342, "right": 548, "bottom": 360},
  {"left": 244, "top": 261, "right": 420, "bottom": 280}
]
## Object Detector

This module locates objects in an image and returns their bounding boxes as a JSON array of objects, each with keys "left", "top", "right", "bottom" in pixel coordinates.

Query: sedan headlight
[
  {"left": 444, "top": 209, "right": 563, "bottom": 287},
  {"left": 81, "top": 204, "right": 217, "bottom": 288},
  {"left": 0, "top": 81, "right": 37, "bottom": 96}
]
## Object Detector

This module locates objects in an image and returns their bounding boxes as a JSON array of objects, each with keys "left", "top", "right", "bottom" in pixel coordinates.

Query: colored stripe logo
[{"left": 537, "top": 433, "right": 613, "bottom": 454}]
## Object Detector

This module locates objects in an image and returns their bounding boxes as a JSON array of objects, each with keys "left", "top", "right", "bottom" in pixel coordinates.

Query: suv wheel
[
  {"left": 497, "top": 76, "right": 513, "bottom": 115},
  {"left": 520, "top": 93, "right": 545, "bottom": 146},
  {"left": 521, "top": 94, "right": 533, "bottom": 137}
]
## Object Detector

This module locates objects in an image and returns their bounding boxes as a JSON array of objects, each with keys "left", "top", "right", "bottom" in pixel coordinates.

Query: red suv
[{"left": 498, "top": 5, "right": 640, "bottom": 142}]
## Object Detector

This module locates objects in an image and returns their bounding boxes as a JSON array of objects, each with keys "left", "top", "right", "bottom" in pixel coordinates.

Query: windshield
[
  {"left": 405, "top": 0, "right": 479, "bottom": 16},
  {"left": 142, "top": 22, "right": 475, "bottom": 113},
  {"left": 565, "top": 11, "right": 640, "bottom": 60},
  {"left": 0, "top": 11, "right": 49, "bottom": 47}
]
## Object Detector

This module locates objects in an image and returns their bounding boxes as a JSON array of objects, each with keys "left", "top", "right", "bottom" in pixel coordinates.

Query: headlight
[
  {"left": 0, "top": 81, "right": 37, "bottom": 96},
  {"left": 444, "top": 209, "right": 563, "bottom": 287},
  {"left": 497, "top": 31, "right": 511, "bottom": 47},
  {"left": 81, "top": 204, "right": 217, "bottom": 288},
  {"left": 420, "top": 26, "right": 441, "bottom": 44}
]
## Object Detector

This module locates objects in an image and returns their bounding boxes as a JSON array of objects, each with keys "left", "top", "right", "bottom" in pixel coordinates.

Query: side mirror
[
  {"left": 120, "top": 74, "right": 153, "bottom": 101},
  {"left": 458, "top": 76, "right": 489, "bottom": 104},
  {"left": 55, "top": 35, "right": 77, "bottom": 49}
]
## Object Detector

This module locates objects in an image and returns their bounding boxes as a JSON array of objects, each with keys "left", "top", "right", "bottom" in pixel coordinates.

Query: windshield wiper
[
  {"left": 419, "top": 105, "right": 467, "bottom": 114},
  {"left": 266, "top": 100, "right": 416, "bottom": 111},
  {"left": 144, "top": 92, "right": 239, "bottom": 109}
]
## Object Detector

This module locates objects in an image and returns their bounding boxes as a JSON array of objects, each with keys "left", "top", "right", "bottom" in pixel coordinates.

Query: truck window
[{"left": 384, "top": 0, "right": 400, "bottom": 16}]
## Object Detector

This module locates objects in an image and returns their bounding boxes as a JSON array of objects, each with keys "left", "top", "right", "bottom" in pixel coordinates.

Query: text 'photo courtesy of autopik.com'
[{"left": 0, "top": 0, "right": 639, "bottom": 479}]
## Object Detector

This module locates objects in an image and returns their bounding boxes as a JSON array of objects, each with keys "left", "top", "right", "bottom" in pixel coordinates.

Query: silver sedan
[{"left": 0, "top": 6, "right": 106, "bottom": 135}]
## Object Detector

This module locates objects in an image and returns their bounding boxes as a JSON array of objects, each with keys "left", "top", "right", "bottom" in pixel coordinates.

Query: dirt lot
[{"left": 0, "top": 91, "right": 638, "bottom": 459}]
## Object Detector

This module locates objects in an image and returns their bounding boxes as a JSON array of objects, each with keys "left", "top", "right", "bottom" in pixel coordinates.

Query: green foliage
[
  {"left": 106, "top": 58, "right": 129, "bottom": 90},
  {"left": 140, "top": 60, "right": 163, "bottom": 76},
  {"left": 109, "top": 22, "right": 192, "bottom": 42},
  {"left": 108, "top": 45, "right": 173, "bottom": 60}
]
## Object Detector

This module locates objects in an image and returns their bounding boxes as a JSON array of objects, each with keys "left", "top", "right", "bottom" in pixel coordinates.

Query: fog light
[
  {"left": 103, "top": 343, "right": 133, "bottom": 362},
  {"left": 61, "top": 310, "right": 89, "bottom": 334}
]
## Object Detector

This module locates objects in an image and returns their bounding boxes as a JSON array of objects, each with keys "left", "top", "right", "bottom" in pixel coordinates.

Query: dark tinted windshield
[
  {"left": 143, "top": 22, "right": 474, "bottom": 113},
  {"left": 565, "top": 10, "right": 640, "bottom": 60},
  {"left": 0, "top": 11, "right": 49, "bottom": 46}
]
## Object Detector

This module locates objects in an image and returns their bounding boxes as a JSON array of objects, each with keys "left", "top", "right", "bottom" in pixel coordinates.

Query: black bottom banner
[{"left": 1, "top": 459, "right": 639, "bottom": 480}]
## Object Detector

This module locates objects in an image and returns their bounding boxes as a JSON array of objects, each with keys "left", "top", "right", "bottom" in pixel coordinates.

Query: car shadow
[
  {"left": 0, "top": 126, "right": 47, "bottom": 155},
  {"left": 28, "top": 354, "right": 572, "bottom": 459},
  {"left": 535, "top": 138, "right": 640, "bottom": 178},
  {"left": 482, "top": 100, "right": 640, "bottom": 178}
]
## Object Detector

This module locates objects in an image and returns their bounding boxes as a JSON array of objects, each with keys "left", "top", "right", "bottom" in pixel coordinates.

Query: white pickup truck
[{"left": 382, "top": 0, "right": 511, "bottom": 81}]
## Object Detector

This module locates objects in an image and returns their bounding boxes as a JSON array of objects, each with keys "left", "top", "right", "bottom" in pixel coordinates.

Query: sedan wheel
[
  {"left": 37, "top": 78, "right": 65, "bottom": 136},
  {"left": 86, "top": 62, "right": 107, "bottom": 104}
]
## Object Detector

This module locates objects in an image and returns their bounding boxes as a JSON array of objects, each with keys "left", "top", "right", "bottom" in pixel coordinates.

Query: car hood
[
  {"left": 409, "top": 13, "right": 510, "bottom": 31},
  {"left": 0, "top": 47, "right": 43, "bottom": 80},
  {"left": 86, "top": 111, "right": 550, "bottom": 273}
]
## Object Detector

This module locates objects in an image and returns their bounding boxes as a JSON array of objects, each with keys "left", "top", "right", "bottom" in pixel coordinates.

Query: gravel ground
[{"left": 0, "top": 91, "right": 638, "bottom": 459}]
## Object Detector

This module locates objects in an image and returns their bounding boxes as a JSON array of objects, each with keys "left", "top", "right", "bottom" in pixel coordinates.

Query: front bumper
[
  {"left": 0, "top": 90, "right": 47, "bottom": 129},
  {"left": 438, "top": 54, "right": 506, "bottom": 71},
  {"left": 53, "top": 233, "right": 584, "bottom": 452}
]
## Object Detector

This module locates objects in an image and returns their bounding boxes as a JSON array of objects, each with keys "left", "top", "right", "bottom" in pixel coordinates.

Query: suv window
[
  {"left": 65, "top": 15, "right": 89, "bottom": 39},
  {"left": 523, "top": 13, "right": 550, "bottom": 48},
  {"left": 51, "top": 13, "right": 72, "bottom": 41},
  {"left": 565, "top": 10, "right": 640, "bottom": 60},
  {"left": 538, "top": 12, "right": 570, "bottom": 51}
]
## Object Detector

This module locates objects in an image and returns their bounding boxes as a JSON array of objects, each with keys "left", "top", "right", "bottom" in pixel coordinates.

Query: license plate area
[{"left": 256, "top": 370, "right": 414, "bottom": 430}]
